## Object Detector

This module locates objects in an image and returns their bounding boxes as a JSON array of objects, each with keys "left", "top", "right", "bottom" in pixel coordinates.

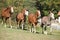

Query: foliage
[{"left": 0, "top": 0, "right": 60, "bottom": 18}]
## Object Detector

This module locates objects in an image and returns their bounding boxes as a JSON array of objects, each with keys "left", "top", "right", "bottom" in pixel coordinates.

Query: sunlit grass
[{"left": 0, "top": 20, "right": 60, "bottom": 40}]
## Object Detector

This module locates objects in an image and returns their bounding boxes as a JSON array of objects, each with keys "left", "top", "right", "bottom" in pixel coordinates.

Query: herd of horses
[{"left": 1, "top": 6, "right": 60, "bottom": 35}]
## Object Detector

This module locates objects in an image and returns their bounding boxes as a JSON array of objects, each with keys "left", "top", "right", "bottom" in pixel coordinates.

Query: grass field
[{"left": 0, "top": 22, "right": 60, "bottom": 40}]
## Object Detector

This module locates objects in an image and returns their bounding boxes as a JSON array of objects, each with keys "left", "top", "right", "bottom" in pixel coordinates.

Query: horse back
[
  {"left": 41, "top": 16, "right": 50, "bottom": 24},
  {"left": 1, "top": 8, "right": 11, "bottom": 17}
]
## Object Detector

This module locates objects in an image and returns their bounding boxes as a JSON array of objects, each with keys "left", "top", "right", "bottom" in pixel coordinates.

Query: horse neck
[
  {"left": 35, "top": 13, "right": 41, "bottom": 19},
  {"left": 21, "top": 12, "right": 25, "bottom": 15},
  {"left": 21, "top": 9, "right": 25, "bottom": 15},
  {"left": 36, "top": 10, "right": 41, "bottom": 17},
  {"left": 47, "top": 15, "right": 51, "bottom": 20}
]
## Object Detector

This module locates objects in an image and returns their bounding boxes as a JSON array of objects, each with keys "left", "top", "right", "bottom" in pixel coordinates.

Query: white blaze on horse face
[
  {"left": 11, "top": 7, "right": 14, "bottom": 13},
  {"left": 50, "top": 13, "right": 54, "bottom": 19},
  {"left": 25, "top": 10, "right": 29, "bottom": 16},
  {"left": 58, "top": 17, "right": 60, "bottom": 23},
  {"left": 37, "top": 10, "right": 41, "bottom": 17}
]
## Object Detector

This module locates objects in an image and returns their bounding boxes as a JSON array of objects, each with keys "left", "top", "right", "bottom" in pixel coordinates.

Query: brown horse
[
  {"left": 1, "top": 6, "right": 14, "bottom": 28},
  {"left": 16, "top": 8, "right": 29, "bottom": 29},
  {"left": 28, "top": 10, "right": 41, "bottom": 33}
]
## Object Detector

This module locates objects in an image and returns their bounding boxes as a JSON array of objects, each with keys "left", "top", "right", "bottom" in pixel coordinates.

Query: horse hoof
[
  {"left": 30, "top": 30, "right": 32, "bottom": 32},
  {"left": 44, "top": 31, "right": 47, "bottom": 35},
  {"left": 11, "top": 26, "right": 12, "bottom": 28}
]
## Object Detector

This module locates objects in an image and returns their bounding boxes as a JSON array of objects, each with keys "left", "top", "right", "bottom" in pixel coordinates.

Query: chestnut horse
[
  {"left": 1, "top": 6, "right": 14, "bottom": 28},
  {"left": 28, "top": 10, "right": 41, "bottom": 33},
  {"left": 16, "top": 8, "right": 29, "bottom": 30}
]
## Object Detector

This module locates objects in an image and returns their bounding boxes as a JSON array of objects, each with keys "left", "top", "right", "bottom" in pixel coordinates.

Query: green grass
[{"left": 0, "top": 22, "right": 60, "bottom": 40}]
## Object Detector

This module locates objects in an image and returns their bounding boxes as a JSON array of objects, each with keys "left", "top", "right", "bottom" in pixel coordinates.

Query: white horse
[
  {"left": 50, "top": 19, "right": 60, "bottom": 35},
  {"left": 48, "top": 12, "right": 60, "bottom": 34},
  {"left": 38, "top": 11, "right": 55, "bottom": 35}
]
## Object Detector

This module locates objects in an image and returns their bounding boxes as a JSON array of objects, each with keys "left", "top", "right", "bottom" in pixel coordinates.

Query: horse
[
  {"left": 16, "top": 8, "right": 29, "bottom": 30},
  {"left": 50, "top": 19, "right": 60, "bottom": 34},
  {"left": 41, "top": 16, "right": 50, "bottom": 34},
  {"left": 57, "top": 11, "right": 60, "bottom": 23},
  {"left": 49, "top": 11, "right": 60, "bottom": 34},
  {"left": 39, "top": 11, "right": 55, "bottom": 35},
  {"left": 1, "top": 6, "right": 14, "bottom": 28},
  {"left": 28, "top": 10, "right": 41, "bottom": 33}
]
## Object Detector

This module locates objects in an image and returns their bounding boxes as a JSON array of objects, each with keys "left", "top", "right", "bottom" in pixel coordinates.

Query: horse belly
[
  {"left": 2, "top": 12, "right": 10, "bottom": 17},
  {"left": 5, "top": 12, "right": 10, "bottom": 17},
  {"left": 29, "top": 16, "right": 37, "bottom": 24},
  {"left": 17, "top": 14, "right": 24, "bottom": 20}
]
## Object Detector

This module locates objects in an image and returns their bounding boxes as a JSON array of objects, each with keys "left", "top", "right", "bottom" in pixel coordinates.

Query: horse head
[
  {"left": 35, "top": 10, "right": 41, "bottom": 19},
  {"left": 6, "top": 6, "right": 14, "bottom": 14},
  {"left": 49, "top": 11, "right": 55, "bottom": 20},
  {"left": 21, "top": 8, "right": 29, "bottom": 16}
]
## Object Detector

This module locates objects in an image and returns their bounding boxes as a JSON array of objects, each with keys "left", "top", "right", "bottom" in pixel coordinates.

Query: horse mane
[
  {"left": 21, "top": 8, "right": 26, "bottom": 14},
  {"left": 35, "top": 11, "right": 38, "bottom": 17},
  {"left": 35, "top": 10, "right": 41, "bottom": 18},
  {"left": 4, "top": 7, "right": 10, "bottom": 12}
]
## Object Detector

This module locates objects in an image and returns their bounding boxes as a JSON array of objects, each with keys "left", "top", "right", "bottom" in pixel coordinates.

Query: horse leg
[
  {"left": 41, "top": 23, "right": 44, "bottom": 34},
  {"left": 44, "top": 24, "right": 47, "bottom": 35},
  {"left": 31, "top": 24, "right": 34, "bottom": 32},
  {"left": 1, "top": 17, "right": 4, "bottom": 25},
  {"left": 1, "top": 17, "right": 6, "bottom": 25},
  {"left": 9, "top": 17, "right": 12, "bottom": 28},
  {"left": 4, "top": 18, "right": 7, "bottom": 28},
  {"left": 50, "top": 26, "right": 53, "bottom": 34},
  {"left": 17, "top": 20, "right": 20, "bottom": 29},
  {"left": 21, "top": 20, "right": 24, "bottom": 30},
  {"left": 33, "top": 23, "right": 36, "bottom": 33},
  {"left": 29, "top": 23, "right": 32, "bottom": 32},
  {"left": 34, "top": 26, "right": 36, "bottom": 33},
  {"left": 1, "top": 20, "right": 3, "bottom": 24},
  {"left": 30, "top": 24, "right": 34, "bottom": 33}
]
